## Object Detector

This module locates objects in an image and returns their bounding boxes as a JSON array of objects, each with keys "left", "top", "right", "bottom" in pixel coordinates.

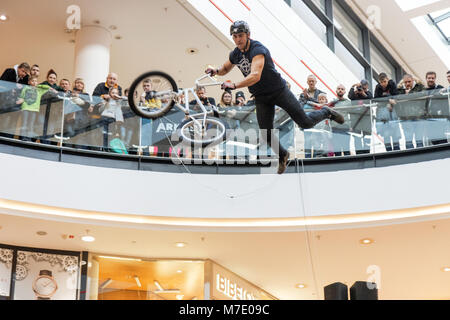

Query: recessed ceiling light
[
  {"left": 176, "top": 294, "right": 184, "bottom": 300},
  {"left": 176, "top": 270, "right": 183, "bottom": 274},
  {"left": 81, "top": 235, "right": 95, "bottom": 242},
  {"left": 36, "top": 231, "right": 47, "bottom": 236},
  {"left": 295, "top": 284, "right": 307, "bottom": 289},
  {"left": 0, "top": 14, "right": 8, "bottom": 22},
  {"left": 360, "top": 238, "right": 374, "bottom": 245},
  {"left": 442, "top": 267, "right": 450, "bottom": 272},
  {"left": 98, "top": 256, "right": 142, "bottom": 261},
  {"left": 175, "top": 242, "right": 187, "bottom": 248},
  {"left": 81, "top": 229, "right": 95, "bottom": 242}
]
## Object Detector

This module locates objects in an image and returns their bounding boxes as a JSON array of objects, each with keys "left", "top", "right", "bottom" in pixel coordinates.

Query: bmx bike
[{"left": 127, "top": 71, "right": 230, "bottom": 147}]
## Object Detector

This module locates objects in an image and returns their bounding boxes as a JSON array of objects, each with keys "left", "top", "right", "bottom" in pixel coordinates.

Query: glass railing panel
[
  {"left": 216, "top": 104, "right": 259, "bottom": 162},
  {"left": 372, "top": 90, "right": 450, "bottom": 153},
  {"left": 57, "top": 94, "right": 142, "bottom": 155},
  {"left": 300, "top": 100, "right": 372, "bottom": 159},
  {"left": 0, "top": 80, "right": 64, "bottom": 145},
  {"left": 214, "top": 104, "right": 295, "bottom": 163},
  {"left": 422, "top": 89, "right": 450, "bottom": 146},
  {"left": 140, "top": 107, "right": 186, "bottom": 157},
  {"left": 1, "top": 78, "right": 448, "bottom": 162}
]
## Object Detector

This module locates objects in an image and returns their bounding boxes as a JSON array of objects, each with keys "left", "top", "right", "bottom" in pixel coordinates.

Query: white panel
[{"left": 0, "top": 152, "right": 448, "bottom": 220}]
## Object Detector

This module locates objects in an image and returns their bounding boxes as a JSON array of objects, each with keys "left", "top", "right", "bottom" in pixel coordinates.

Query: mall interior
[{"left": 0, "top": 0, "right": 449, "bottom": 300}]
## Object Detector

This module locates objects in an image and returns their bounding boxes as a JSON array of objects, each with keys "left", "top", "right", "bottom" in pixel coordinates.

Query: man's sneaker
[
  {"left": 277, "top": 153, "right": 290, "bottom": 175},
  {"left": 323, "top": 106, "right": 345, "bottom": 125}
]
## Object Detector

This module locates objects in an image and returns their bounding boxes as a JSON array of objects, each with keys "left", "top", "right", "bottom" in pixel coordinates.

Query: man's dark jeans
[{"left": 255, "top": 86, "right": 331, "bottom": 158}]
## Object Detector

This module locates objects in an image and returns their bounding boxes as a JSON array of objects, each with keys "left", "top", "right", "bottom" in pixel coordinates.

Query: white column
[{"left": 73, "top": 26, "right": 112, "bottom": 95}]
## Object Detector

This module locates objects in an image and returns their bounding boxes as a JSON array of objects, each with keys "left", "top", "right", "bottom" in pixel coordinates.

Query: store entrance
[{"left": 90, "top": 255, "right": 205, "bottom": 300}]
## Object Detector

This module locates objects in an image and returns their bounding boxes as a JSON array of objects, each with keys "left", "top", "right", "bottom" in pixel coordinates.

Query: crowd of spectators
[{"left": 1, "top": 61, "right": 449, "bottom": 156}]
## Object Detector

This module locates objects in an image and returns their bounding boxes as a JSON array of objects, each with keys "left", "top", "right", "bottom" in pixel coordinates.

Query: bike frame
[{"left": 170, "top": 73, "right": 224, "bottom": 131}]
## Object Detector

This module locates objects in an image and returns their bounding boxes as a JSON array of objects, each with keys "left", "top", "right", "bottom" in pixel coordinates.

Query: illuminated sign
[{"left": 216, "top": 273, "right": 256, "bottom": 300}]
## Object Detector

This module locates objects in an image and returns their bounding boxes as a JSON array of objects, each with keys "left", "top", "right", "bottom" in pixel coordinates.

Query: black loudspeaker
[
  {"left": 350, "top": 281, "right": 378, "bottom": 300},
  {"left": 324, "top": 282, "right": 348, "bottom": 300}
]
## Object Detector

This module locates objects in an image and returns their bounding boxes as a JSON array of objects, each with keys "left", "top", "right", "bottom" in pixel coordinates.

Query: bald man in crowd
[
  {"left": 299, "top": 75, "right": 324, "bottom": 103},
  {"left": 93, "top": 72, "right": 123, "bottom": 100}
]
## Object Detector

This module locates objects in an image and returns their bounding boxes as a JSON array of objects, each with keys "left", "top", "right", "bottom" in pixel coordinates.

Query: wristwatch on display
[{"left": 32, "top": 270, "right": 58, "bottom": 300}]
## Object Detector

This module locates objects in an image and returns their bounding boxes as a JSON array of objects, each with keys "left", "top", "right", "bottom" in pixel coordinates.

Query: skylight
[
  {"left": 395, "top": 0, "right": 441, "bottom": 12},
  {"left": 428, "top": 9, "right": 450, "bottom": 43}
]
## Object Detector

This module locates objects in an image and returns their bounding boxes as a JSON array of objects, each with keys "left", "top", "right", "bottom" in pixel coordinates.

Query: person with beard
[
  {"left": 205, "top": 21, "right": 344, "bottom": 174},
  {"left": 424, "top": 71, "right": 443, "bottom": 91}
]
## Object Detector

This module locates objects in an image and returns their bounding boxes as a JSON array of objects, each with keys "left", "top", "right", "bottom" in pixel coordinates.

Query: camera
[{"left": 357, "top": 86, "right": 363, "bottom": 92}]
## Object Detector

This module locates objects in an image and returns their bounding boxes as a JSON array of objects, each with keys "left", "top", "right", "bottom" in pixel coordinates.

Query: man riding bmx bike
[{"left": 206, "top": 21, "right": 345, "bottom": 174}]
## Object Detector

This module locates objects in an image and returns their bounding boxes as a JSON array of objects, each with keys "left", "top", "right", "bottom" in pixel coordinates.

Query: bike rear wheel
[
  {"left": 177, "top": 117, "right": 230, "bottom": 148},
  {"left": 128, "top": 71, "right": 178, "bottom": 119}
]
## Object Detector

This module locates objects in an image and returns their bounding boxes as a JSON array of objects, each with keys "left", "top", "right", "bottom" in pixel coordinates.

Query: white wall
[
  {"left": 0, "top": 152, "right": 448, "bottom": 222},
  {"left": 184, "top": 0, "right": 360, "bottom": 97}
]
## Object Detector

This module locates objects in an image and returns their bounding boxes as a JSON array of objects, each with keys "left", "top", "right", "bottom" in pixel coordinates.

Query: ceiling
[
  {"left": 2, "top": 211, "right": 450, "bottom": 300},
  {"left": 347, "top": 0, "right": 449, "bottom": 83},
  {"left": 0, "top": 0, "right": 247, "bottom": 99}
]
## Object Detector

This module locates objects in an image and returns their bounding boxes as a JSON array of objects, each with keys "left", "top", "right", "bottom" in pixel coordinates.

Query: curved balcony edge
[{"left": 0, "top": 135, "right": 448, "bottom": 175}]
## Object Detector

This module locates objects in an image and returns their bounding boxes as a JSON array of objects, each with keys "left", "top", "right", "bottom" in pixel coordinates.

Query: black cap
[{"left": 236, "top": 91, "right": 245, "bottom": 100}]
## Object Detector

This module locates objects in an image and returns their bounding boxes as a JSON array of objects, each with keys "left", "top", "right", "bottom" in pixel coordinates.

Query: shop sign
[{"left": 215, "top": 273, "right": 256, "bottom": 300}]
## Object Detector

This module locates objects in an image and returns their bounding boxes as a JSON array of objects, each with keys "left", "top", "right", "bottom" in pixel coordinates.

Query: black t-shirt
[{"left": 229, "top": 40, "right": 285, "bottom": 96}]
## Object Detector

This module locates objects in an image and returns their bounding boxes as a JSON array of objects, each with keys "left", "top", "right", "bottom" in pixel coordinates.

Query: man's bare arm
[
  {"left": 217, "top": 60, "right": 235, "bottom": 76},
  {"left": 234, "top": 54, "right": 264, "bottom": 89}
]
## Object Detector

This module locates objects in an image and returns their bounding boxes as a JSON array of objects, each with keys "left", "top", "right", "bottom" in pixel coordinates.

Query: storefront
[
  {"left": 0, "top": 243, "right": 276, "bottom": 300},
  {"left": 0, "top": 243, "right": 85, "bottom": 300},
  {"left": 87, "top": 253, "right": 277, "bottom": 300}
]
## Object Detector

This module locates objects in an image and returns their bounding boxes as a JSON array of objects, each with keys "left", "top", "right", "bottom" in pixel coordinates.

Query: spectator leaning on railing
[
  {"left": 40, "top": 69, "right": 63, "bottom": 91},
  {"left": 397, "top": 74, "right": 427, "bottom": 149},
  {"left": 218, "top": 90, "right": 233, "bottom": 108},
  {"left": 397, "top": 74, "right": 424, "bottom": 95},
  {"left": 299, "top": 75, "right": 324, "bottom": 103},
  {"left": 374, "top": 73, "right": 401, "bottom": 152},
  {"left": 93, "top": 73, "right": 123, "bottom": 100},
  {"left": 348, "top": 79, "right": 373, "bottom": 100},
  {"left": 0, "top": 62, "right": 30, "bottom": 85},
  {"left": 140, "top": 79, "right": 161, "bottom": 109},
  {"left": 424, "top": 71, "right": 443, "bottom": 91},
  {"left": 72, "top": 78, "right": 86, "bottom": 94},
  {"left": 59, "top": 79, "right": 72, "bottom": 94},
  {"left": 375, "top": 73, "right": 399, "bottom": 99},
  {"left": 189, "top": 85, "right": 216, "bottom": 106},
  {"left": 235, "top": 91, "right": 247, "bottom": 106},
  {"left": 15, "top": 76, "right": 54, "bottom": 139},
  {"left": 329, "top": 84, "right": 352, "bottom": 156},
  {"left": 30, "top": 64, "right": 40, "bottom": 79},
  {"left": 446, "top": 71, "right": 450, "bottom": 90}
]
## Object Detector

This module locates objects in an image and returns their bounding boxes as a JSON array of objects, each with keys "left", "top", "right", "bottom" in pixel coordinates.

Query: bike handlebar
[{"left": 195, "top": 73, "right": 224, "bottom": 89}]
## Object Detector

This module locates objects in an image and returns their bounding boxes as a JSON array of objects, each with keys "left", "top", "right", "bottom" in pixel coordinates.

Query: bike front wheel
[
  {"left": 128, "top": 71, "right": 178, "bottom": 119},
  {"left": 177, "top": 117, "right": 230, "bottom": 148}
]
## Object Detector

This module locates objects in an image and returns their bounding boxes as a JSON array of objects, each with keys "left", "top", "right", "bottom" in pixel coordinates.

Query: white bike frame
[{"left": 170, "top": 74, "right": 224, "bottom": 131}]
